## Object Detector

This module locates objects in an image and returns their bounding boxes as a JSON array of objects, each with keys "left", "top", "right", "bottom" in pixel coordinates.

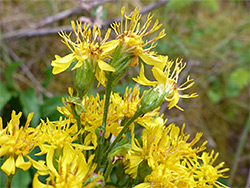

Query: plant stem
[
  {"left": 104, "top": 160, "right": 115, "bottom": 181},
  {"left": 96, "top": 79, "right": 113, "bottom": 169},
  {"left": 5, "top": 174, "right": 14, "bottom": 188},
  {"left": 103, "top": 110, "right": 142, "bottom": 160},
  {"left": 229, "top": 115, "right": 250, "bottom": 186},
  {"left": 71, "top": 106, "right": 82, "bottom": 144}
]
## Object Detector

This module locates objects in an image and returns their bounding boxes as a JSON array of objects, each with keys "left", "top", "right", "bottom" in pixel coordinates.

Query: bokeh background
[{"left": 0, "top": 0, "right": 249, "bottom": 187}]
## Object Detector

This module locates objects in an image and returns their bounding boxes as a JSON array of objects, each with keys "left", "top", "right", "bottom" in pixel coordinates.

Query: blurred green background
[{"left": 0, "top": 0, "right": 249, "bottom": 187}]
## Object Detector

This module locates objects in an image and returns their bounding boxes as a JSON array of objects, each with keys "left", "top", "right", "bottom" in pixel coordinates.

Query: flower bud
[
  {"left": 74, "top": 60, "right": 95, "bottom": 98},
  {"left": 139, "top": 88, "right": 167, "bottom": 114}
]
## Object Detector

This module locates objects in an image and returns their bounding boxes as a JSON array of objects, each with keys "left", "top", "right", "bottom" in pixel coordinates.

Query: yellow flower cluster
[
  {"left": 0, "top": 6, "right": 229, "bottom": 188},
  {"left": 125, "top": 123, "right": 229, "bottom": 187},
  {"left": 58, "top": 87, "right": 161, "bottom": 148}
]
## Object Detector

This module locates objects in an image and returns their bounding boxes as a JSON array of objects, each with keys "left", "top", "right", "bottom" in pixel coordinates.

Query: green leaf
[
  {"left": 0, "top": 83, "right": 12, "bottom": 111},
  {"left": 41, "top": 95, "right": 66, "bottom": 120},
  {"left": 0, "top": 158, "right": 7, "bottom": 187},
  {"left": 201, "top": 0, "right": 219, "bottom": 12},
  {"left": 208, "top": 89, "right": 222, "bottom": 104},
  {"left": 42, "top": 66, "right": 53, "bottom": 88},
  {"left": 167, "top": 0, "right": 193, "bottom": 10},
  {"left": 12, "top": 169, "right": 31, "bottom": 188},
  {"left": 19, "top": 88, "right": 40, "bottom": 127},
  {"left": 4, "top": 61, "right": 23, "bottom": 89},
  {"left": 228, "top": 67, "right": 250, "bottom": 89}
]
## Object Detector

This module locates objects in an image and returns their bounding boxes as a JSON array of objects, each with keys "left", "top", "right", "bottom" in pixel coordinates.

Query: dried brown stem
[{"left": 3, "top": 0, "right": 169, "bottom": 39}]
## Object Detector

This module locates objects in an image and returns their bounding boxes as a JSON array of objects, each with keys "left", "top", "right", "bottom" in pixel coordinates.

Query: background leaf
[
  {"left": 19, "top": 88, "right": 40, "bottom": 127},
  {"left": 0, "top": 83, "right": 12, "bottom": 112}
]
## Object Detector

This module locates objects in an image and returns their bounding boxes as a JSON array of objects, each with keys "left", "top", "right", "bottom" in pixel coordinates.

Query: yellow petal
[
  {"left": 152, "top": 67, "right": 167, "bottom": 84},
  {"left": 95, "top": 68, "right": 106, "bottom": 87},
  {"left": 71, "top": 61, "right": 83, "bottom": 71},
  {"left": 47, "top": 148, "right": 59, "bottom": 176},
  {"left": 132, "top": 63, "right": 157, "bottom": 86},
  {"left": 101, "top": 40, "right": 120, "bottom": 55},
  {"left": 51, "top": 53, "right": 76, "bottom": 74},
  {"left": 16, "top": 155, "right": 31, "bottom": 171},
  {"left": 0, "top": 117, "right": 3, "bottom": 130},
  {"left": 134, "top": 183, "right": 151, "bottom": 188},
  {"left": 27, "top": 156, "right": 48, "bottom": 176},
  {"left": 24, "top": 112, "right": 33, "bottom": 129},
  {"left": 1, "top": 156, "right": 15, "bottom": 176},
  {"left": 97, "top": 59, "right": 115, "bottom": 72},
  {"left": 154, "top": 55, "right": 168, "bottom": 70},
  {"left": 139, "top": 53, "right": 161, "bottom": 65},
  {"left": 0, "top": 141, "right": 9, "bottom": 155},
  {"left": 33, "top": 173, "right": 53, "bottom": 188},
  {"left": 72, "top": 143, "right": 95, "bottom": 151}
]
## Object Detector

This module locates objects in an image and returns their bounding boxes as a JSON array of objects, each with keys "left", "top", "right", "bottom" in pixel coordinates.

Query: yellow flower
[
  {"left": 135, "top": 163, "right": 196, "bottom": 188},
  {"left": 51, "top": 21, "right": 115, "bottom": 86},
  {"left": 0, "top": 111, "right": 38, "bottom": 176},
  {"left": 35, "top": 117, "right": 93, "bottom": 155},
  {"left": 133, "top": 58, "right": 198, "bottom": 110},
  {"left": 194, "top": 150, "right": 230, "bottom": 188},
  {"left": 31, "top": 143, "right": 101, "bottom": 188},
  {"left": 124, "top": 123, "right": 206, "bottom": 179},
  {"left": 109, "top": 7, "right": 166, "bottom": 67}
]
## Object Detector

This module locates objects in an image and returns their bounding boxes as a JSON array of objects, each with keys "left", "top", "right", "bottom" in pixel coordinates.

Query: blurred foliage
[{"left": 0, "top": 0, "right": 249, "bottom": 187}]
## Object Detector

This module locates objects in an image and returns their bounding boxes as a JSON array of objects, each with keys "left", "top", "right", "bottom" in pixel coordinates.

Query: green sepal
[{"left": 68, "top": 96, "right": 86, "bottom": 115}]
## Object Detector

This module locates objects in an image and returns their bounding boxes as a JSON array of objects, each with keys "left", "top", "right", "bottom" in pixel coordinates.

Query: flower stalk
[{"left": 5, "top": 174, "right": 14, "bottom": 188}]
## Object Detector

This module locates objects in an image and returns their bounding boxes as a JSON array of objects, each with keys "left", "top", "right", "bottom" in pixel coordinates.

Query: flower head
[
  {"left": 31, "top": 143, "right": 101, "bottom": 188},
  {"left": 124, "top": 123, "right": 206, "bottom": 179},
  {"left": 110, "top": 7, "right": 166, "bottom": 66},
  {"left": 51, "top": 21, "right": 115, "bottom": 86},
  {"left": 35, "top": 117, "right": 93, "bottom": 156},
  {"left": 134, "top": 57, "right": 198, "bottom": 110},
  {"left": 0, "top": 111, "right": 38, "bottom": 176},
  {"left": 194, "top": 151, "right": 230, "bottom": 188}
]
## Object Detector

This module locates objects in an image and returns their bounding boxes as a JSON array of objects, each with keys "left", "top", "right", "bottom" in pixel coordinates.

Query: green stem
[
  {"left": 96, "top": 79, "right": 113, "bottom": 169},
  {"left": 5, "top": 174, "right": 14, "bottom": 188},
  {"left": 104, "top": 160, "right": 115, "bottom": 181},
  {"left": 103, "top": 110, "right": 142, "bottom": 160},
  {"left": 229, "top": 115, "right": 250, "bottom": 186},
  {"left": 71, "top": 106, "right": 82, "bottom": 144}
]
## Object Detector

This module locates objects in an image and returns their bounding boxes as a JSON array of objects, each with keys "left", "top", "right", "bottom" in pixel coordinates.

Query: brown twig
[
  {"left": 6, "top": 47, "right": 53, "bottom": 97},
  {"left": 35, "top": 0, "right": 113, "bottom": 28},
  {"left": 3, "top": 0, "right": 169, "bottom": 39}
]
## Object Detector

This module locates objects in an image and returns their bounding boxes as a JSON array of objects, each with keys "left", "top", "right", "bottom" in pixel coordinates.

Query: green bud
[
  {"left": 74, "top": 60, "right": 95, "bottom": 98},
  {"left": 139, "top": 87, "right": 167, "bottom": 114}
]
